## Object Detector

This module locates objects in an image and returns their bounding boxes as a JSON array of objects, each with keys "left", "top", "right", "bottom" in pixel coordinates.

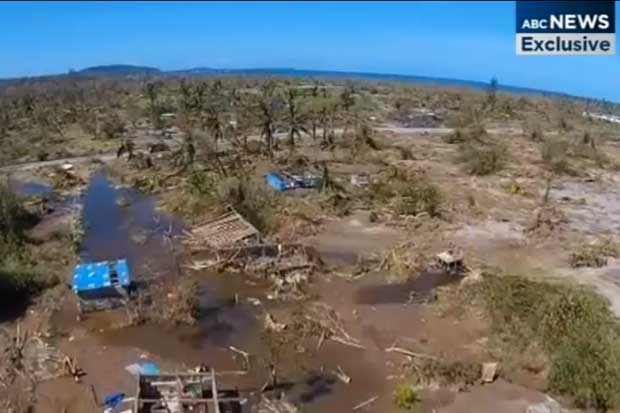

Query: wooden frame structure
[
  {"left": 186, "top": 207, "right": 260, "bottom": 250},
  {"left": 133, "top": 369, "right": 247, "bottom": 413}
]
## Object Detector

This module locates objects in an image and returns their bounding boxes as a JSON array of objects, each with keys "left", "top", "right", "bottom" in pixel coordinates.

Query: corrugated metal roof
[{"left": 72, "top": 259, "right": 131, "bottom": 293}]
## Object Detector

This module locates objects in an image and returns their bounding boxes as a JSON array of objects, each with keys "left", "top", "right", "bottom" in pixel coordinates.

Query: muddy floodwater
[
  {"left": 80, "top": 171, "right": 184, "bottom": 278},
  {"left": 354, "top": 269, "right": 459, "bottom": 304}
]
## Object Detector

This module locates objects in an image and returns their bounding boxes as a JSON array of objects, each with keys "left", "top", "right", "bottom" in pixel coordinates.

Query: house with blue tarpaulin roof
[{"left": 72, "top": 259, "right": 133, "bottom": 314}]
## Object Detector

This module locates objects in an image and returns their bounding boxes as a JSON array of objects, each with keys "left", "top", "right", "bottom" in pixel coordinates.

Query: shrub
[
  {"left": 0, "top": 183, "right": 44, "bottom": 311},
  {"left": 541, "top": 138, "right": 570, "bottom": 174},
  {"left": 370, "top": 168, "right": 442, "bottom": 217},
  {"left": 215, "top": 176, "right": 275, "bottom": 233},
  {"left": 99, "top": 114, "right": 125, "bottom": 140},
  {"left": 458, "top": 143, "right": 506, "bottom": 176},
  {"left": 480, "top": 274, "right": 620, "bottom": 411},
  {"left": 0, "top": 183, "right": 36, "bottom": 247},
  {"left": 392, "top": 383, "right": 419, "bottom": 410},
  {"left": 527, "top": 124, "right": 544, "bottom": 142},
  {"left": 394, "top": 180, "right": 442, "bottom": 217},
  {"left": 570, "top": 135, "right": 608, "bottom": 167},
  {"left": 443, "top": 125, "right": 487, "bottom": 144}
]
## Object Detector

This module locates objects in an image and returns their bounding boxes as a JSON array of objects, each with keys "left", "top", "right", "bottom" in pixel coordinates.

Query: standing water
[
  {"left": 80, "top": 171, "right": 183, "bottom": 279},
  {"left": 77, "top": 171, "right": 262, "bottom": 370}
]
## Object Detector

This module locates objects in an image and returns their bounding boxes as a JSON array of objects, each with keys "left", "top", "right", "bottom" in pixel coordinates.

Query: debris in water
[
  {"left": 124, "top": 361, "right": 160, "bottom": 377},
  {"left": 333, "top": 365, "right": 351, "bottom": 384}
]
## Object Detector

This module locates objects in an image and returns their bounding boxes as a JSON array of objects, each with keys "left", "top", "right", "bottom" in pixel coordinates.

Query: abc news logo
[{"left": 516, "top": 1, "right": 615, "bottom": 55}]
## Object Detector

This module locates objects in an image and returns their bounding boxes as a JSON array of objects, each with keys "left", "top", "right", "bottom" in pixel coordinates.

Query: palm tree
[
  {"left": 179, "top": 79, "right": 193, "bottom": 112},
  {"left": 144, "top": 81, "right": 161, "bottom": 123},
  {"left": 285, "top": 88, "right": 308, "bottom": 148},
  {"left": 257, "top": 82, "right": 280, "bottom": 157}
]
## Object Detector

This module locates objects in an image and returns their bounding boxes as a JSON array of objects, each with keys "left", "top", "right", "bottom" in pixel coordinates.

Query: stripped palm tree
[
  {"left": 257, "top": 82, "right": 280, "bottom": 157},
  {"left": 285, "top": 88, "right": 308, "bottom": 148}
]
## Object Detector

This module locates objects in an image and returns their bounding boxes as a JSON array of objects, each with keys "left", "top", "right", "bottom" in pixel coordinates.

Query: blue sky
[{"left": 1, "top": 1, "right": 619, "bottom": 100}]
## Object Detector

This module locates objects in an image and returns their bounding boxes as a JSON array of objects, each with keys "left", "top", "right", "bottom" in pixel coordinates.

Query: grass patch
[
  {"left": 392, "top": 383, "right": 419, "bottom": 410},
  {"left": 0, "top": 183, "right": 45, "bottom": 312},
  {"left": 479, "top": 273, "right": 620, "bottom": 411},
  {"left": 369, "top": 167, "right": 442, "bottom": 217},
  {"left": 458, "top": 142, "right": 506, "bottom": 176},
  {"left": 569, "top": 238, "right": 620, "bottom": 268}
]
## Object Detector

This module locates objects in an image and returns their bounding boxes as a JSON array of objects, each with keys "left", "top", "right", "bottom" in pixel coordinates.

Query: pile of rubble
[
  {"left": 184, "top": 208, "right": 324, "bottom": 300},
  {"left": 0, "top": 325, "right": 66, "bottom": 388}
]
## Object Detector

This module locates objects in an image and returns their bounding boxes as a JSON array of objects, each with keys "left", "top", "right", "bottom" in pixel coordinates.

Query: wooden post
[{"left": 211, "top": 368, "right": 221, "bottom": 413}]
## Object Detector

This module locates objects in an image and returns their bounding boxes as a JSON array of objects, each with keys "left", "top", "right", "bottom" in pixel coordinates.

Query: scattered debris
[
  {"left": 62, "top": 356, "right": 85, "bottom": 382},
  {"left": 0, "top": 325, "right": 66, "bottom": 387},
  {"left": 526, "top": 399, "right": 561, "bottom": 413},
  {"left": 134, "top": 370, "right": 246, "bottom": 413},
  {"left": 125, "top": 361, "right": 161, "bottom": 377},
  {"left": 304, "top": 303, "right": 365, "bottom": 350},
  {"left": 350, "top": 173, "right": 370, "bottom": 188},
  {"left": 205, "top": 243, "right": 321, "bottom": 300},
  {"left": 333, "top": 365, "right": 351, "bottom": 384},
  {"left": 480, "top": 362, "right": 497, "bottom": 383},
  {"left": 376, "top": 241, "right": 423, "bottom": 276},
  {"left": 435, "top": 250, "right": 466, "bottom": 275},
  {"left": 385, "top": 343, "right": 438, "bottom": 361},
  {"left": 256, "top": 395, "right": 299, "bottom": 413},
  {"left": 265, "top": 313, "right": 287, "bottom": 333},
  {"left": 229, "top": 345, "right": 252, "bottom": 371},
  {"left": 353, "top": 395, "right": 379, "bottom": 411}
]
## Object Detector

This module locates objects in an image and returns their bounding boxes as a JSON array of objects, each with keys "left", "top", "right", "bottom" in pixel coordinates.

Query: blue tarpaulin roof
[
  {"left": 72, "top": 259, "right": 131, "bottom": 293},
  {"left": 265, "top": 171, "right": 321, "bottom": 192}
]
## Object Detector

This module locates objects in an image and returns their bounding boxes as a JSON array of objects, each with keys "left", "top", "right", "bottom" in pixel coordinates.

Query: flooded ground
[
  {"left": 80, "top": 171, "right": 184, "bottom": 279},
  {"left": 38, "top": 170, "right": 475, "bottom": 413},
  {"left": 355, "top": 269, "right": 459, "bottom": 305},
  {"left": 15, "top": 181, "right": 54, "bottom": 198}
]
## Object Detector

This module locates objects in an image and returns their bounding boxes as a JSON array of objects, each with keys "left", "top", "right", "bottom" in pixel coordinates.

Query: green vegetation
[
  {"left": 458, "top": 142, "right": 507, "bottom": 176},
  {"left": 480, "top": 274, "right": 620, "bottom": 411},
  {"left": 541, "top": 138, "right": 570, "bottom": 174},
  {"left": 0, "top": 183, "right": 43, "bottom": 305},
  {"left": 183, "top": 170, "right": 275, "bottom": 233},
  {"left": 370, "top": 167, "right": 442, "bottom": 217},
  {"left": 392, "top": 383, "right": 419, "bottom": 410}
]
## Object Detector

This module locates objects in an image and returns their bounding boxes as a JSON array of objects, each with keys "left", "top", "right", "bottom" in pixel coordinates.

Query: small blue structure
[
  {"left": 265, "top": 171, "right": 321, "bottom": 192},
  {"left": 265, "top": 172, "right": 294, "bottom": 192},
  {"left": 72, "top": 259, "right": 133, "bottom": 315}
]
